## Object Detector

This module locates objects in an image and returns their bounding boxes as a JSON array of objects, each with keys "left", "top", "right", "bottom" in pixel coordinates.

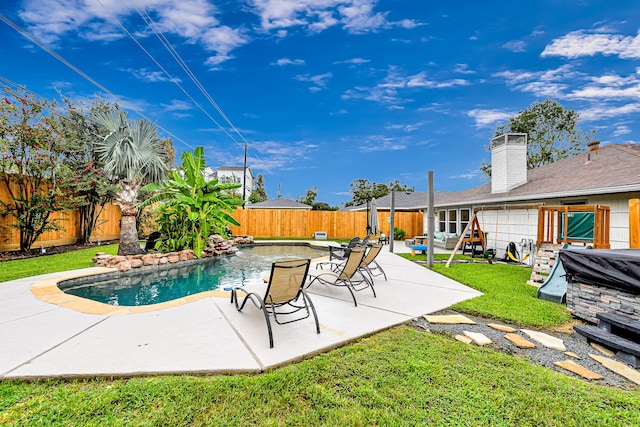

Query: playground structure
[
  {"left": 531, "top": 205, "right": 610, "bottom": 303},
  {"left": 536, "top": 205, "right": 610, "bottom": 249},
  {"left": 445, "top": 204, "right": 611, "bottom": 271}
]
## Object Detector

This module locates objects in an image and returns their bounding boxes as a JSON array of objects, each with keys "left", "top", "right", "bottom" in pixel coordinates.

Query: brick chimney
[
  {"left": 490, "top": 133, "right": 528, "bottom": 194},
  {"left": 587, "top": 140, "right": 600, "bottom": 152}
]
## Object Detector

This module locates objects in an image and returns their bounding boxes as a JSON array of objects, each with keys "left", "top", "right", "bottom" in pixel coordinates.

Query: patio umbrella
[{"left": 369, "top": 198, "right": 379, "bottom": 236}]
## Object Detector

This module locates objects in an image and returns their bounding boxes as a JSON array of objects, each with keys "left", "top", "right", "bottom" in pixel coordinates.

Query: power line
[
  {"left": 0, "top": 11, "right": 220, "bottom": 166},
  {"left": 96, "top": 0, "right": 243, "bottom": 150},
  {"left": 130, "top": 0, "right": 269, "bottom": 174},
  {"left": 133, "top": 2, "right": 249, "bottom": 148}
]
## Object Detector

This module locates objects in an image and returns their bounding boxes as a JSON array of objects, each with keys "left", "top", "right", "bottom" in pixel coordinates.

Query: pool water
[{"left": 58, "top": 245, "right": 327, "bottom": 307}]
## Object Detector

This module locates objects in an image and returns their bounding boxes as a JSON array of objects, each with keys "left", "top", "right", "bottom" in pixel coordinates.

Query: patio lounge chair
[
  {"left": 329, "top": 236, "right": 361, "bottom": 261},
  {"left": 359, "top": 243, "right": 387, "bottom": 282},
  {"left": 307, "top": 246, "right": 374, "bottom": 307},
  {"left": 231, "top": 259, "right": 320, "bottom": 348},
  {"left": 319, "top": 243, "right": 387, "bottom": 282}
]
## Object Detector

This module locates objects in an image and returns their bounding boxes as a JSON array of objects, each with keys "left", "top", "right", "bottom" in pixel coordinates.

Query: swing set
[{"left": 445, "top": 204, "right": 611, "bottom": 268}]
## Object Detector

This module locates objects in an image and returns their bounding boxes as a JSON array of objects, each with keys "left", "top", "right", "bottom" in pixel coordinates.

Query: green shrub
[{"left": 393, "top": 227, "right": 406, "bottom": 240}]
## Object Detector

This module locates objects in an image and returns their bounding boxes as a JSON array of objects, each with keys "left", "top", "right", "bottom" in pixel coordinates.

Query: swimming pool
[{"left": 58, "top": 244, "right": 328, "bottom": 307}]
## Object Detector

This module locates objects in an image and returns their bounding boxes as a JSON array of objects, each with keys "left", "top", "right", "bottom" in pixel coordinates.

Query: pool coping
[{"left": 30, "top": 241, "right": 333, "bottom": 315}]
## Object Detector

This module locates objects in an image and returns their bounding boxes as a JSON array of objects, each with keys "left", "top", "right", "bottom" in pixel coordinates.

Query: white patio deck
[{"left": 0, "top": 242, "right": 480, "bottom": 379}]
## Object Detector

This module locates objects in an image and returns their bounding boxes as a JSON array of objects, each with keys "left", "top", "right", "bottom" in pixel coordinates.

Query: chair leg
[
  {"left": 301, "top": 290, "right": 321, "bottom": 334},
  {"left": 232, "top": 290, "right": 274, "bottom": 348},
  {"left": 261, "top": 305, "right": 274, "bottom": 348}
]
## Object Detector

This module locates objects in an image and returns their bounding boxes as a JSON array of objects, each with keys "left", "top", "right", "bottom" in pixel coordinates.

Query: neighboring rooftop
[
  {"left": 246, "top": 198, "right": 313, "bottom": 210},
  {"left": 344, "top": 191, "right": 448, "bottom": 211}
]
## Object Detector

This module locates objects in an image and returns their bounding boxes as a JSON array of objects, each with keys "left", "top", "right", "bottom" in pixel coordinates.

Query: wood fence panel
[
  {"left": 0, "top": 203, "right": 121, "bottom": 251},
  {"left": 229, "top": 209, "right": 423, "bottom": 239},
  {"left": 92, "top": 204, "right": 121, "bottom": 242}
]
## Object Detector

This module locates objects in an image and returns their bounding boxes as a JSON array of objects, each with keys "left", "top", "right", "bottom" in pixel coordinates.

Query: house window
[
  {"left": 448, "top": 210, "right": 457, "bottom": 234},
  {"left": 460, "top": 209, "right": 470, "bottom": 234},
  {"left": 438, "top": 211, "right": 446, "bottom": 232}
]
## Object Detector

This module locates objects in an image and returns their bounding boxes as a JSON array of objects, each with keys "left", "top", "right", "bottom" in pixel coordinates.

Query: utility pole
[
  {"left": 427, "top": 171, "right": 435, "bottom": 267},
  {"left": 242, "top": 141, "right": 247, "bottom": 208},
  {"left": 389, "top": 190, "right": 395, "bottom": 253}
]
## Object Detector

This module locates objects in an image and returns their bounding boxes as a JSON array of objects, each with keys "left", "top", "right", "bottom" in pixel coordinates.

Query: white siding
[{"left": 430, "top": 192, "right": 640, "bottom": 261}]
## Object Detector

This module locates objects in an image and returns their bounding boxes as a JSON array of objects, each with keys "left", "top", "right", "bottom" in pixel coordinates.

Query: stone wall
[
  {"left": 566, "top": 281, "right": 640, "bottom": 324},
  {"left": 93, "top": 235, "right": 253, "bottom": 272}
]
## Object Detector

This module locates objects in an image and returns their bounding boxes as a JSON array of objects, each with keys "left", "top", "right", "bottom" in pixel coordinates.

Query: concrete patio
[{"left": 0, "top": 243, "right": 480, "bottom": 379}]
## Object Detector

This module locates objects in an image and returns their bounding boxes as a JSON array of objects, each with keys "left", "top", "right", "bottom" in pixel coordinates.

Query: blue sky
[{"left": 1, "top": 1, "right": 640, "bottom": 206}]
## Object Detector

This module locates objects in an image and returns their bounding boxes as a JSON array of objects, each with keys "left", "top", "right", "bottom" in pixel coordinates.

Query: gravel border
[{"left": 412, "top": 312, "right": 638, "bottom": 390}]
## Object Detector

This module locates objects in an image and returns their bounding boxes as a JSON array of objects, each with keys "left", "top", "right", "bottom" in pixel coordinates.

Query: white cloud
[
  {"left": 542, "top": 30, "right": 640, "bottom": 59},
  {"left": 19, "top": 0, "right": 248, "bottom": 65},
  {"left": 503, "top": 40, "right": 526, "bottom": 52},
  {"left": 385, "top": 122, "right": 424, "bottom": 132},
  {"left": 579, "top": 103, "right": 640, "bottom": 121},
  {"left": 343, "top": 68, "right": 468, "bottom": 107},
  {"left": 453, "top": 63, "right": 475, "bottom": 74},
  {"left": 356, "top": 135, "right": 406, "bottom": 152},
  {"left": 273, "top": 58, "right": 306, "bottom": 66},
  {"left": 566, "top": 70, "right": 640, "bottom": 100},
  {"left": 406, "top": 72, "right": 470, "bottom": 89},
  {"left": 467, "top": 109, "right": 513, "bottom": 128},
  {"left": 161, "top": 99, "right": 192, "bottom": 111},
  {"left": 127, "top": 68, "right": 179, "bottom": 83},
  {"left": 614, "top": 124, "right": 632, "bottom": 136},
  {"left": 493, "top": 65, "right": 577, "bottom": 97},
  {"left": 295, "top": 72, "right": 332, "bottom": 89},
  {"left": 449, "top": 170, "right": 482, "bottom": 180},
  {"left": 333, "top": 57, "right": 371, "bottom": 65},
  {"left": 249, "top": 0, "right": 392, "bottom": 34}
]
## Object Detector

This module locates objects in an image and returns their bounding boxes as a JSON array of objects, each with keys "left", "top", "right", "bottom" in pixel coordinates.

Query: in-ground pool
[{"left": 58, "top": 244, "right": 328, "bottom": 307}]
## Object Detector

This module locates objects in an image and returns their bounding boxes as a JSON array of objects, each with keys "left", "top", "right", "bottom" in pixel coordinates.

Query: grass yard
[
  {"left": 0, "top": 244, "right": 119, "bottom": 283},
  {"left": 0, "top": 246, "right": 638, "bottom": 425}
]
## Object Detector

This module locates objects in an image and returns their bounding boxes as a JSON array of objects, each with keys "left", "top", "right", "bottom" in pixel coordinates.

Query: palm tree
[{"left": 93, "top": 111, "right": 168, "bottom": 255}]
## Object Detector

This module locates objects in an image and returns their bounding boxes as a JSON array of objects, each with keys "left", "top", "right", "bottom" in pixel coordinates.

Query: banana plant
[{"left": 142, "top": 147, "right": 243, "bottom": 257}]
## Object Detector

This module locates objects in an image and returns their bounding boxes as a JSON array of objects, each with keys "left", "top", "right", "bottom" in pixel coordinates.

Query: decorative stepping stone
[
  {"left": 521, "top": 329, "right": 566, "bottom": 351},
  {"left": 424, "top": 314, "right": 476, "bottom": 325},
  {"left": 504, "top": 333, "right": 536, "bottom": 348},
  {"left": 462, "top": 331, "right": 492, "bottom": 346},
  {"left": 590, "top": 354, "right": 640, "bottom": 386},
  {"left": 564, "top": 351, "right": 581, "bottom": 359},
  {"left": 554, "top": 360, "right": 604, "bottom": 380},
  {"left": 487, "top": 323, "right": 516, "bottom": 333},
  {"left": 455, "top": 334, "right": 474, "bottom": 344},
  {"left": 590, "top": 342, "right": 615, "bottom": 357}
]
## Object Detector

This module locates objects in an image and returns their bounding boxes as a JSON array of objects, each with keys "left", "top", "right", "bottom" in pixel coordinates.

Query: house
[
  {"left": 423, "top": 134, "right": 640, "bottom": 257},
  {"left": 245, "top": 198, "right": 312, "bottom": 210},
  {"left": 202, "top": 166, "right": 254, "bottom": 201}
]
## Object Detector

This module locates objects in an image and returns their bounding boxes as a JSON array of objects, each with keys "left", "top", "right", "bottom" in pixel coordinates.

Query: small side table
[{"left": 379, "top": 236, "right": 389, "bottom": 245}]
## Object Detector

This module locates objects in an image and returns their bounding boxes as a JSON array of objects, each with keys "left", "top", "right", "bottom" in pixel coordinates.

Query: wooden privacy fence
[
  {"left": 230, "top": 209, "right": 424, "bottom": 239},
  {"left": 0, "top": 201, "right": 423, "bottom": 251},
  {"left": 0, "top": 202, "right": 121, "bottom": 252}
]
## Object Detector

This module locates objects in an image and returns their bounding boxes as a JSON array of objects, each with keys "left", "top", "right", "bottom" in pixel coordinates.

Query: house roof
[
  {"left": 246, "top": 198, "right": 312, "bottom": 210},
  {"left": 344, "top": 191, "right": 448, "bottom": 211},
  {"left": 217, "top": 166, "right": 254, "bottom": 178},
  {"left": 431, "top": 143, "right": 640, "bottom": 208}
]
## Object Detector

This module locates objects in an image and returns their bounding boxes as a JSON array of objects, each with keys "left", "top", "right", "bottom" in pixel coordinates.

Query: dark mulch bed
[{"left": 0, "top": 241, "right": 118, "bottom": 262}]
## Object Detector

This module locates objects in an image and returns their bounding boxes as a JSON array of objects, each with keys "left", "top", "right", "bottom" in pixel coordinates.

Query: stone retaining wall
[
  {"left": 93, "top": 235, "right": 253, "bottom": 272},
  {"left": 566, "top": 281, "right": 640, "bottom": 324}
]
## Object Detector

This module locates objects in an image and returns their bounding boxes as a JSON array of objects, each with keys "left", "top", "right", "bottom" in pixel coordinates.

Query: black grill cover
[{"left": 559, "top": 249, "right": 640, "bottom": 294}]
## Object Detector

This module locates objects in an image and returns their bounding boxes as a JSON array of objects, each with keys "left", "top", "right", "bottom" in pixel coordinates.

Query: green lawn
[
  {"left": 0, "top": 246, "right": 638, "bottom": 425},
  {"left": 0, "top": 244, "right": 119, "bottom": 283}
]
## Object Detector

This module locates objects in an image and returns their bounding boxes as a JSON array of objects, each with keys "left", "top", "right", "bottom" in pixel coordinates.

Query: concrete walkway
[{"left": 0, "top": 242, "right": 480, "bottom": 379}]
